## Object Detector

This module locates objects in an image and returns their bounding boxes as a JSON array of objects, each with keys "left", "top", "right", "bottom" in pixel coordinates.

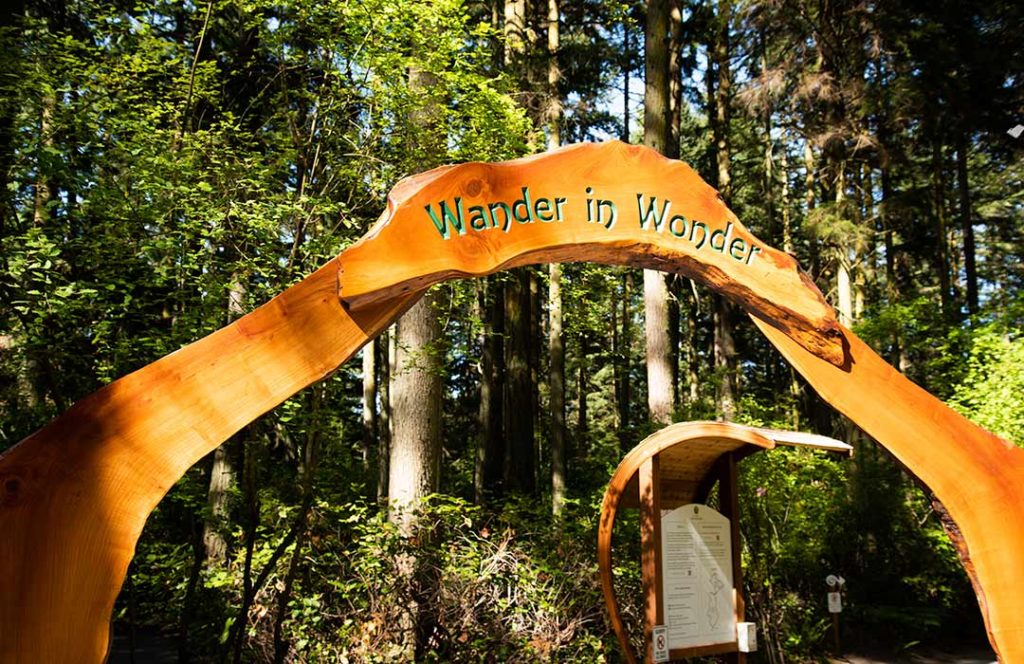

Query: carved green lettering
[
  {"left": 424, "top": 198, "right": 466, "bottom": 239},
  {"left": 469, "top": 205, "right": 489, "bottom": 231},
  {"left": 535, "top": 198, "right": 553, "bottom": 222},
  {"left": 554, "top": 197, "right": 567, "bottom": 221},
  {"left": 489, "top": 201, "right": 513, "bottom": 233},
  {"left": 598, "top": 200, "right": 618, "bottom": 229},
  {"left": 669, "top": 214, "right": 688, "bottom": 238},
  {"left": 512, "top": 187, "right": 534, "bottom": 224},
  {"left": 729, "top": 237, "right": 747, "bottom": 261},
  {"left": 637, "top": 194, "right": 671, "bottom": 232},
  {"left": 690, "top": 220, "right": 708, "bottom": 249},
  {"left": 710, "top": 221, "right": 733, "bottom": 253}
]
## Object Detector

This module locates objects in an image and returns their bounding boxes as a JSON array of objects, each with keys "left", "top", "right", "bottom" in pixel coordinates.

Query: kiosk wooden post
[{"left": 639, "top": 456, "right": 665, "bottom": 662}]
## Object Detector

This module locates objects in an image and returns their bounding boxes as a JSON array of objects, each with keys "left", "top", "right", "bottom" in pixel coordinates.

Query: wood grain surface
[
  {"left": 0, "top": 142, "right": 1020, "bottom": 662},
  {"left": 0, "top": 263, "right": 422, "bottom": 662},
  {"left": 339, "top": 141, "right": 845, "bottom": 366}
]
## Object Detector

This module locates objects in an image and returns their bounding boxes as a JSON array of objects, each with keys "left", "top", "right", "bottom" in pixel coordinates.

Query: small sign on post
[{"left": 826, "top": 574, "right": 846, "bottom": 653}]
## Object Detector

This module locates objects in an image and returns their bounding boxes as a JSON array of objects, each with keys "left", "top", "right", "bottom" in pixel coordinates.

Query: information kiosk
[{"left": 598, "top": 422, "right": 852, "bottom": 663}]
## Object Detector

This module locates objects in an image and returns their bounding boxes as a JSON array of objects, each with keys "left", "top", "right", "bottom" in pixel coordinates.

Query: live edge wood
[
  {"left": 340, "top": 141, "right": 845, "bottom": 366},
  {"left": 0, "top": 264, "right": 422, "bottom": 662},
  {"left": 0, "top": 142, "right": 1021, "bottom": 662}
]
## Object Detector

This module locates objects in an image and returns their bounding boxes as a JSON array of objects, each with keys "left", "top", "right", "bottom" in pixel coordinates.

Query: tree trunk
[
  {"left": 388, "top": 292, "right": 443, "bottom": 525},
  {"left": 835, "top": 169, "right": 854, "bottom": 327},
  {"left": 710, "top": 0, "right": 736, "bottom": 422},
  {"left": 273, "top": 387, "right": 322, "bottom": 664},
  {"left": 361, "top": 340, "right": 376, "bottom": 475},
  {"left": 956, "top": 134, "right": 978, "bottom": 315},
  {"left": 684, "top": 286, "right": 700, "bottom": 406},
  {"left": 32, "top": 88, "right": 54, "bottom": 227},
  {"left": 668, "top": 1, "right": 683, "bottom": 160},
  {"left": 623, "top": 16, "right": 631, "bottom": 141},
  {"left": 780, "top": 137, "right": 793, "bottom": 254},
  {"left": 577, "top": 333, "right": 590, "bottom": 437},
  {"left": 202, "top": 444, "right": 233, "bottom": 565},
  {"left": 549, "top": 264, "right": 566, "bottom": 516},
  {"left": 932, "top": 140, "right": 952, "bottom": 317},
  {"left": 504, "top": 269, "right": 536, "bottom": 493},
  {"left": 478, "top": 279, "right": 506, "bottom": 499},
  {"left": 377, "top": 328, "right": 392, "bottom": 503},
  {"left": 203, "top": 278, "right": 246, "bottom": 566},
  {"left": 643, "top": 0, "right": 675, "bottom": 427},
  {"left": 644, "top": 270, "right": 674, "bottom": 425},
  {"left": 617, "top": 270, "right": 633, "bottom": 443},
  {"left": 473, "top": 282, "right": 489, "bottom": 504},
  {"left": 547, "top": 0, "right": 566, "bottom": 517},
  {"left": 713, "top": 295, "right": 736, "bottom": 421}
]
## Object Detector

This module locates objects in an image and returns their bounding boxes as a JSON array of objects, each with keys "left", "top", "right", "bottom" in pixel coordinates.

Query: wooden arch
[{"left": 1, "top": 142, "right": 1022, "bottom": 662}]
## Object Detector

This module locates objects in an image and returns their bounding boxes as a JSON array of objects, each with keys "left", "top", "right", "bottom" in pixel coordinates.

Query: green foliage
[{"left": 950, "top": 324, "right": 1024, "bottom": 446}]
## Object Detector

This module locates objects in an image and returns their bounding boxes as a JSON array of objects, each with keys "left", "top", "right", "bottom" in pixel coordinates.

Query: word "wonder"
[{"left": 636, "top": 194, "right": 761, "bottom": 265}]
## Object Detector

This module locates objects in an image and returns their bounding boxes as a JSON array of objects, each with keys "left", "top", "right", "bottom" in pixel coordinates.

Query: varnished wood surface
[
  {"left": 0, "top": 263, "right": 422, "bottom": 662},
  {"left": 0, "top": 142, "right": 1021, "bottom": 662},
  {"left": 753, "top": 318, "right": 1024, "bottom": 662},
  {"left": 340, "top": 142, "right": 845, "bottom": 366}
]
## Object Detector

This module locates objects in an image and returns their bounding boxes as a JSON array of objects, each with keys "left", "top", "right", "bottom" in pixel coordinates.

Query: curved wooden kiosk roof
[{"left": 1, "top": 142, "right": 1023, "bottom": 662}]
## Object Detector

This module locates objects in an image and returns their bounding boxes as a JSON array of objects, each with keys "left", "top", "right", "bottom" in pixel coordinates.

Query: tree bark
[
  {"left": 932, "top": 140, "right": 952, "bottom": 317},
  {"left": 203, "top": 278, "right": 246, "bottom": 566},
  {"left": 547, "top": 0, "right": 566, "bottom": 517},
  {"left": 835, "top": 169, "right": 854, "bottom": 327},
  {"left": 956, "top": 135, "right": 978, "bottom": 315},
  {"left": 644, "top": 0, "right": 675, "bottom": 426},
  {"left": 504, "top": 269, "right": 536, "bottom": 493},
  {"left": 549, "top": 264, "right": 566, "bottom": 516},
  {"left": 617, "top": 270, "right": 633, "bottom": 442},
  {"left": 377, "top": 328, "right": 392, "bottom": 503},
  {"left": 388, "top": 292, "right": 443, "bottom": 525},
  {"left": 478, "top": 279, "right": 505, "bottom": 499},
  {"left": 273, "top": 387, "right": 322, "bottom": 664},
  {"left": 361, "top": 340, "right": 376, "bottom": 474},
  {"left": 710, "top": 0, "right": 736, "bottom": 421}
]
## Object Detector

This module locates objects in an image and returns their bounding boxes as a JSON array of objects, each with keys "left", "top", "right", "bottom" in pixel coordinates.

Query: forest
[{"left": 0, "top": 0, "right": 1022, "bottom": 661}]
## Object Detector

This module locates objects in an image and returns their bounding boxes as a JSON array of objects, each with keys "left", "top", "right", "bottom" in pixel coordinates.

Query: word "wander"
[{"left": 424, "top": 187, "right": 566, "bottom": 239}]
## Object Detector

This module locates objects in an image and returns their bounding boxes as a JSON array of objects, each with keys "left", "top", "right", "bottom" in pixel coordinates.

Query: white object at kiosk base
[{"left": 737, "top": 622, "right": 758, "bottom": 652}]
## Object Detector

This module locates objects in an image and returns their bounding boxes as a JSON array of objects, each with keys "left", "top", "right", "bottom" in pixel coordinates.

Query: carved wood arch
[{"left": 0, "top": 141, "right": 1021, "bottom": 662}]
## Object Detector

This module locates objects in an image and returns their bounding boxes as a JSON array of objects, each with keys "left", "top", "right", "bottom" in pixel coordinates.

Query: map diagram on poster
[{"left": 660, "top": 503, "right": 735, "bottom": 650}]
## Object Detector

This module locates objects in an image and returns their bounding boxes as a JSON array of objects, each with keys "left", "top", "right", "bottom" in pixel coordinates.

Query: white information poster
[{"left": 660, "top": 503, "right": 735, "bottom": 650}]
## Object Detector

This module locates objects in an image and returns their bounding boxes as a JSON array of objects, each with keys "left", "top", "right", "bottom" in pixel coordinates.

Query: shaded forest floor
[
  {"left": 108, "top": 625, "right": 998, "bottom": 664},
  {"left": 834, "top": 645, "right": 996, "bottom": 664}
]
